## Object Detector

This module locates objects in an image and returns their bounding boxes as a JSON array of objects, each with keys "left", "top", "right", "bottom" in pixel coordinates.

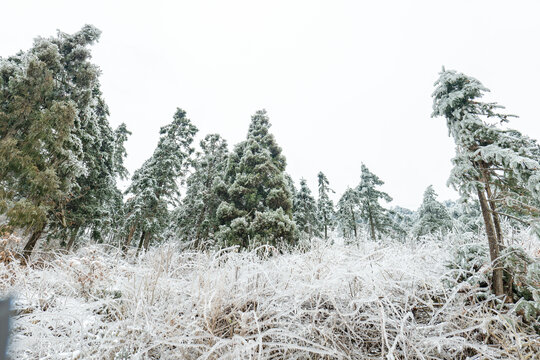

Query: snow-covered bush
[
  {"left": 444, "top": 243, "right": 490, "bottom": 292},
  {"left": 3, "top": 236, "right": 539, "bottom": 359},
  {"left": 444, "top": 241, "right": 540, "bottom": 330}
]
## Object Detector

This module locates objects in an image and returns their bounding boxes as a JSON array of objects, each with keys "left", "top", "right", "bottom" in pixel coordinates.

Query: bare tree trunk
[
  {"left": 485, "top": 185, "right": 514, "bottom": 299},
  {"left": 136, "top": 231, "right": 145, "bottom": 256},
  {"left": 22, "top": 224, "right": 46, "bottom": 263},
  {"left": 484, "top": 185, "right": 502, "bottom": 243},
  {"left": 350, "top": 207, "right": 357, "bottom": 239},
  {"left": 323, "top": 211, "right": 328, "bottom": 240},
  {"left": 122, "top": 225, "right": 136, "bottom": 254},
  {"left": 477, "top": 189, "right": 505, "bottom": 297},
  {"left": 479, "top": 164, "right": 512, "bottom": 300},
  {"left": 66, "top": 226, "right": 80, "bottom": 251},
  {"left": 142, "top": 231, "right": 152, "bottom": 251},
  {"left": 368, "top": 211, "right": 376, "bottom": 241}
]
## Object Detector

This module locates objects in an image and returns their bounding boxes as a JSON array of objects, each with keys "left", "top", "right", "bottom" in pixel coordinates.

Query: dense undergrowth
[{"left": 2, "top": 234, "right": 539, "bottom": 359}]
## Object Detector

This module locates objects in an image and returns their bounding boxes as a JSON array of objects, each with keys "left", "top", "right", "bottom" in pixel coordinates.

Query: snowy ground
[{"left": 3, "top": 235, "right": 539, "bottom": 359}]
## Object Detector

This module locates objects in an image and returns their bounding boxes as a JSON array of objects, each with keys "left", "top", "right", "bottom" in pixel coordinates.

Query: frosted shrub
[
  {"left": 444, "top": 241, "right": 540, "bottom": 330},
  {"left": 5, "top": 237, "right": 540, "bottom": 359},
  {"left": 444, "top": 243, "right": 490, "bottom": 290}
]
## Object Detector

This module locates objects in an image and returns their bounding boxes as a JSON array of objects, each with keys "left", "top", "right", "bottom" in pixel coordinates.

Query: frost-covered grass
[{"left": 3, "top": 236, "right": 539, "bottom": 359}]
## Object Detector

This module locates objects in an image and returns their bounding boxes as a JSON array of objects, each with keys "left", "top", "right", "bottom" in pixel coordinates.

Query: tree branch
[{"left": 489, "top": 209, "right": 531, "bottom": 226}]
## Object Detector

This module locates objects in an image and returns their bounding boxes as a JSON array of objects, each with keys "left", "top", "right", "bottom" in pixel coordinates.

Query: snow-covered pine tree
[
  {"left": 60, "top": 105, "right": 128, "bottom": 248},
  {"left": 336, "top": 187, "right": 360, "bottom": 239},
  {"left": 0, "top": 50, "right": 81, "bottom": 258},
  {"left": 284, "top": 173, "right": 297, "bottom": 200},
  {"left": 317, "top": 171, "right": 335, "bottom": 239},
  {"left": 81, "top": 122, "right": 131, "bottom": 247},
  {"left": 432, "top": 68, "right": 540, "bottom": 297},
  {"left": 216, "top": 110, "right": 296, "bottom": 247},
  {"left": 174, "top": 134, "right": 229, "bottom": 247},
  {"left": 0, "top": 25, "right": 127, "bottom": 259},
  {"left": 356, "top": 164, "right": 393, "bottom": 240},
  {"left": 113, "top": 123, "right": 131, "bottom": 180},
  {"left": 39, "top": 26, "right": 131, "bottom": 250},
  {"left": 123, "top": 108, "right": 197, "bottom": 253},
  {"left": 412, "top": 185, "right": 452, "bottom": 237},
  {"left": 293, "top": 178, "right": 319, "bottom": 239}
]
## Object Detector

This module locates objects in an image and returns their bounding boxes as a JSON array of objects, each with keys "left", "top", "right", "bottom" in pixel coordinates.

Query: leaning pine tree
[
  {"left": 356, "top": 164, "right": 394, "bottom": 240},
  {"left": 123, "top": 108, "right": 197, "bottom": 253},
  {"left": 0, "top": 25, "right": 128, "bottom": 259},
  {"left": 217, "top": 110, "right": 296, "bottom": 248},
  {"left": 432, "top": 68, "right": 540, "bottom": 298},
  {"left": 45, "top": 26, "right": 130, "bottom": 249}
]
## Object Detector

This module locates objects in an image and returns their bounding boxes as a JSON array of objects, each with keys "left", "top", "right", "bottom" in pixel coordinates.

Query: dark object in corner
[{"left": 0, "top": 297, "right": 10, "bottom": 360}]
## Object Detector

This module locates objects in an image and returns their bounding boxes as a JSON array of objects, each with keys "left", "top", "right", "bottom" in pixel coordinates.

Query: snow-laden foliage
[
  {"left": 123, "top": 109, "right": 197, "bottom": 252},
  {"left": 432, "top": 67, "right": 540, "bottom": 296},
  {"left": 0, "top": 25, "right": 129, "bottom": 257},
  {"left": 444, "top": 199, "right": 483, "bottom": 234},
  {"left": 433, "top": 68, "right": 540, "bottom": 225},
  {"left": 336, "top": 187, "right": 360, "bottom": 239},
  {"left": 445, "top": 241, "right": 540, "bottom": 327},
  {"left": 5, "top": 235, "right": 539, "bottom": 359},
  {"left": 172, "top": 134, "right": 229, "bottom": 247},
  {"left": 293, "top": 179, "right": 319, "bottom": 239},
  {"left": 356, "top": 165, "right": 398, "bottom": 240},
  {"left": 217, "top": 110, "right": 296, "bottom": 247}
]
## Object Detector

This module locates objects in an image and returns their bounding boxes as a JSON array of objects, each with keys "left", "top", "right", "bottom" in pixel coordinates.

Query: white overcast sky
[{"left": 2, "top": 0, "right": 540, "bottom": 209}]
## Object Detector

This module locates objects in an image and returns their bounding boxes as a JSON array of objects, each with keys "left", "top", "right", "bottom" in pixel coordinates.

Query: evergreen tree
[
  {"left": 432, "top": 68, "right": 540, "bottom": 297},
  {"left": 284, "top": 173, "right": 297, "bottom": 200},
  {"left": 113, "top": 123, "right": 131, "bottom": 180},
  {"left": 0, "top": 53, "right": 80, "bottom": 256},
  {"left": 0, "top": 25, "right": 126, "bottom": 259},
  {"left": 293, "top": 178, "right": 319, "bottom": 239},
  {"left": 174, "top": 134, "right": 229, "bottom": 247},
  {"left": 123, "top": 108, "right": 197, "bottom": 252},
  {"left": 356, "top": 164, "right": 393, "bottom": 240},
  {"left": 39, "top": 26, "right": 129, "bottom": 250},
  {"left": 336, "top": 187, "right": 360, "bottom": 239},
  {"left": 412, "top": 185, "right": 453, "bottom": 237},
  {"left": 317, "top": 171, "right": 335, "bottom": 239},
  {"left": 216, "top": 110, "right": 295, "bottom": 247}
]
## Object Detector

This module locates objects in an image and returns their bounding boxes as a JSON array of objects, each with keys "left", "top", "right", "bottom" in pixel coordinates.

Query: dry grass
[{"left": 2, "top": 235, "right": 539, "bottom": 359}]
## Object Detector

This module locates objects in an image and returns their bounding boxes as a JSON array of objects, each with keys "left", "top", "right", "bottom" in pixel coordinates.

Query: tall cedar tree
[
  {"left": 432, "top": 68, "right": 540, "bottom": 298},
  {"left": 356, "top": 164, "right": 393, "bottom": 240},
  {"left": 0, "top": 51, "right": 79, "bottom": 251},
  {"left": 0, "top": 25, "right": 128, "bottom": 259},
  {"left": 317, "top": 171, "right": 335, "bottom": 239},
  {"left": 217, "top": 110, "right": 296, "bottom": 247},
  {"left": 293, "top": 178, "right": 319, "bottom": 239},
  {"left": 123, "top": 108, "right": 197, "bottom": 253},
  {"left": 174, "top": 134, "right": 229, "bottom": 247},
  {"left": 412, "top": 185, "right": 453, "bottom": 237}
]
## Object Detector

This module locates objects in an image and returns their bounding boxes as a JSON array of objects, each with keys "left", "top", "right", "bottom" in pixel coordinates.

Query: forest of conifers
[{"left": 1, "top": 26, "right": 539, "bottom": 359}]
